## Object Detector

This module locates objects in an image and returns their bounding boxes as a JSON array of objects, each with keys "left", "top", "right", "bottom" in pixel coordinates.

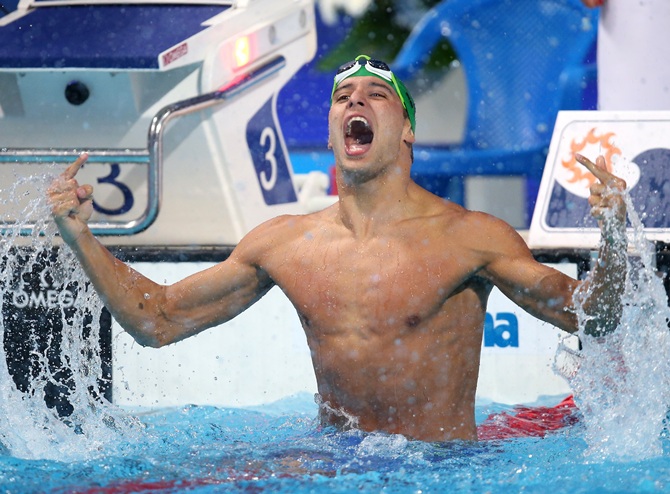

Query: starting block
[{"left": 0, "top": 0, "right": 321, "bottom": 246}]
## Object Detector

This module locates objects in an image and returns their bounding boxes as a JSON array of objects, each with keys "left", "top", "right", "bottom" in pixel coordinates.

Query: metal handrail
[
  {"left": 0, "top": 55, "right": 286, "bottom": 236},
  {"left": 0, "top": 149, "right": 150, "bottom": 236},
  {"left": 145, "top": 55, "right": 286, "bottom": 236}
]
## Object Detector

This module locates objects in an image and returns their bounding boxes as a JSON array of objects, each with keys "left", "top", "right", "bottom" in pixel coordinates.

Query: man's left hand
[{"left": 575, "top": 153, "right": 627, "bottom": 225}]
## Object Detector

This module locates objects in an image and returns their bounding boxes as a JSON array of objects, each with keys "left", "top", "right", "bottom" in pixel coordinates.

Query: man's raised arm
[
  {"left": 47, "top": 154, "right": 273, "bottom": 347},
  {"left": 574, "top": 153, "right": 628, "bottom": 336},
  {"left": 480, "top": 154, "right": 627, "bottom": 337}
]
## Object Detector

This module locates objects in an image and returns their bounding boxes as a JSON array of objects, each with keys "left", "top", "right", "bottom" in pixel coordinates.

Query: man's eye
[{"left": 336, "top": 95, "right": 349, "bottom": 102}]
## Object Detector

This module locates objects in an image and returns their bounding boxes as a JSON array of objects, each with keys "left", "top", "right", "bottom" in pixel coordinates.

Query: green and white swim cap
[{"left": 331, "top": 54, "right": 416, "bottom": 133}]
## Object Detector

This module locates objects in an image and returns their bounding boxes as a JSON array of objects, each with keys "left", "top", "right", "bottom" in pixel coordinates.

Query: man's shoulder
[
  {"left": 460, "top": 210, "right": 531, "bottom": 259},
  {"left": 230, "top": 213, "right": 310, "bottom": 265},
  {"left": 424, "top": 199, "right": 511, "bottom": 233},
  {"left": 425, "top": 202, "right": 528, "bottom": 255},
  {"left": 460, "top": 208, "right": 515, "bottom": 230},
  {"left": 259, "top": 207, "right": 335, "bottom": 233},
  {"left": 240, "top": 207, "right": 337, "bottom": 247}
]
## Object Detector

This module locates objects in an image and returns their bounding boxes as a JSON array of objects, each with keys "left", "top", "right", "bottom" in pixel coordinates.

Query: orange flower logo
[{"left": 561, "top": 128, "right": 621, "bottom": 187}]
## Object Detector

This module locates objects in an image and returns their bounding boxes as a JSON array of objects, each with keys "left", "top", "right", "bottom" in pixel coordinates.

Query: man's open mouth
[
  {"left": 346, "top": 116, "right": 374, "bottom": 144},
  {"left": 344, "top": 116, "right": 374, "bottom": 155}
]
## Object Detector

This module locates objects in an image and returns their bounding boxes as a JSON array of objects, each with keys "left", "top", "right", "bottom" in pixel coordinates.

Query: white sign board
[{"left": 529, "top": 111, "right": 670, "bottom": 249}]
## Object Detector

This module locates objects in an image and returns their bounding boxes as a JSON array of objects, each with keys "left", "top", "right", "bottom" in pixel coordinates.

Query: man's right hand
[{"left": 47, "top": 153, "right": 94, "bottom": 245}]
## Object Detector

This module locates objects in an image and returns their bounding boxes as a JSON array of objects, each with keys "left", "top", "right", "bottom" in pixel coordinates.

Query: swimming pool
[{"left": 0, "top": 394, "right": 668, "bottom": 493}]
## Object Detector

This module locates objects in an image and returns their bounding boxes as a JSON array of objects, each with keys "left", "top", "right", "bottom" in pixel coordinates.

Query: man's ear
[{"left": 403, "top": 120, "right": 416, "bottom": 144}]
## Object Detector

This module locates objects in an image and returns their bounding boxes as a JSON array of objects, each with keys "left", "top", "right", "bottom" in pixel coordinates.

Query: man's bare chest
[{"left": 268, "top": 238, "right": 480, "bottom": 333}]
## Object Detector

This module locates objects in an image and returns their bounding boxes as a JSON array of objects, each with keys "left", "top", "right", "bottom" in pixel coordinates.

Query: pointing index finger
[
  {"left": 575, "top": 153, "right": 615, "bottom": 186},
  {"left": 62, "top": 152, "right": 89, "bottom": 180}
]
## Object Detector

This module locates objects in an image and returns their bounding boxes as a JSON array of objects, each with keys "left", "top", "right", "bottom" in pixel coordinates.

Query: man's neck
[{"left": 335, "top": 173, "right": 415, "bottom": 239}]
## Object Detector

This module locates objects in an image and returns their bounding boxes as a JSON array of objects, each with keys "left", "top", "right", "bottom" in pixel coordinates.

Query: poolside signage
[
  {"left": 1, "top": 248, "right": 112, "bottom": 415},
  {"left": 246, "top": 96, "right": 298, "bottom": 205},
  {"left": 483, "top": 312, "right": 519, "bottom": 348},
  {"left": 9, "top": 268, "right": 76, "bottom": 310},
  {"left": 529, "top": 110, "right": 670, "bottom": 248}
]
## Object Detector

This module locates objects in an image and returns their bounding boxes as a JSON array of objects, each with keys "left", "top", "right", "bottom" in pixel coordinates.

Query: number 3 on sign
[
  {"left": 259, "top": 126, "right": 277, "bottom": 191},
  {"left": 92, "top": 163, "right": 134, "bottom": 216},
  {"left": 246, "top": 97, "right": 297, "bottom": 205}
]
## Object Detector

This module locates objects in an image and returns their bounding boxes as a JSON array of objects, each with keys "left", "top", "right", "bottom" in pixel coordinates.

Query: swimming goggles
[{"left": 331, "top": 54, "right": 416, "bottom": 132}]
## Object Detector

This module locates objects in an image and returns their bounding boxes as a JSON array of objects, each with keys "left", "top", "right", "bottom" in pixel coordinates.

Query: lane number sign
[{"left": 246, "top": 97, "right": 297, "bottom": 205}]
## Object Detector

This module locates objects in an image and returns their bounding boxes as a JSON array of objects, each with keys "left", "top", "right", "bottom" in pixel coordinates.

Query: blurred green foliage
[{"left": 317, "top": 0, "right": 456, "bottom": 73}]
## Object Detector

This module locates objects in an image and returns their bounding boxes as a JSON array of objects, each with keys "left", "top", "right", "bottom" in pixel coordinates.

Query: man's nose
[{"left": 347, "top": 90, "right": 366, "bottom": 107}]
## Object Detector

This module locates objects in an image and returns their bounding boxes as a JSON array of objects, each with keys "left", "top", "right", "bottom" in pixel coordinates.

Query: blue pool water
[{"left": 0, "top": 395, "right": 669, "bottom": 493}]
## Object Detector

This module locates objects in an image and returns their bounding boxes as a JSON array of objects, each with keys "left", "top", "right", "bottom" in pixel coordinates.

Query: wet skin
[{"left": 47, "top": 78, "right": 627, "bottom": 442}]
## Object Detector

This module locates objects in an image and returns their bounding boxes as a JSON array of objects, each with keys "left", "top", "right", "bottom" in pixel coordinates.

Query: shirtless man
[{"left": 47, "top": 55, "right": 627, "bottom": 442}]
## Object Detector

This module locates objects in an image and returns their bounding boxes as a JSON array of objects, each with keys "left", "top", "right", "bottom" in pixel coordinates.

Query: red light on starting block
[{"left": 234, "top": 36, "right": 251, "bottom": 68}]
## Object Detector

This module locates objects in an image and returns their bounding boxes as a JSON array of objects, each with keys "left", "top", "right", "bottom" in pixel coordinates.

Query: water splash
[
  {"left": 559, "top": 191, "right": 670, "bottom": 461},
  {"left": 0, "top": 170, "right": 144, "bottom": 461}
]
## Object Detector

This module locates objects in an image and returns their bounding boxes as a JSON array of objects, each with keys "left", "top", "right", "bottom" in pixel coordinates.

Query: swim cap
[{"left": 331, "top": 54, "right": 416, "bottom": 133}]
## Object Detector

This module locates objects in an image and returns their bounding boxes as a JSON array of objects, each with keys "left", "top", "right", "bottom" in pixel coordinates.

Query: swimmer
[{"left": 47, "top": 55, "right": 627, "bottom": 442}]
